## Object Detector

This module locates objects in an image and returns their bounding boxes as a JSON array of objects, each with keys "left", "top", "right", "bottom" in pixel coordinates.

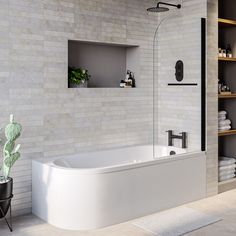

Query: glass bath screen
[{"left": 153, "top": 12, "right": 205, "bottom": 158}]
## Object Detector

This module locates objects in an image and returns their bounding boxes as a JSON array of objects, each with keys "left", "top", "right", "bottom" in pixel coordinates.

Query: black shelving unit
[{"left": 218, "top": 0, "right": 236, "bottom": 192}]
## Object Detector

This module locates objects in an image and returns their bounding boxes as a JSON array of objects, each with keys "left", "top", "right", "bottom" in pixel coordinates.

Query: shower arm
[{"left": 157, "top": 2, "right": 181, "bottom": 9}]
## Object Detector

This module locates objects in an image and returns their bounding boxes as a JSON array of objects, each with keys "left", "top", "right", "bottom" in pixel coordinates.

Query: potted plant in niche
[
  {"left": 0, "top": 115, "right": 22, "bottom": 228},
  {"left": 68, "top": 67, "right": 90, "bottom": 88}
]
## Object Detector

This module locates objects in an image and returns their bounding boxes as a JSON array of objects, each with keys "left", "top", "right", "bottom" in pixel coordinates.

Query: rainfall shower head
[
  {"left": 147, "top": 6, "right": 169, "bottom": 12},
  {"left": 147, "top": 2, "right": 181, "bottom": 13}
]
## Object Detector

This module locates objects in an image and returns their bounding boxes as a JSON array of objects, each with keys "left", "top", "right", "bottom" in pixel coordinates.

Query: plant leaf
[{"left": 4, "top": 152, "right": 20, "bottom": 168}]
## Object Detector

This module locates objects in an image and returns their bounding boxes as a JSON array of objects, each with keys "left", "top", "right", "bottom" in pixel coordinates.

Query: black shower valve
[{"left": 175, "top": 60, "right": 184, "bottom": 82}]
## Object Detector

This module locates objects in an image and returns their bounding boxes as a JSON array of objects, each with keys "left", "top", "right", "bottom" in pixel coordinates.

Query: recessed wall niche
[{"left": 68, "top": 40, "right": 140, "bottom": 88}]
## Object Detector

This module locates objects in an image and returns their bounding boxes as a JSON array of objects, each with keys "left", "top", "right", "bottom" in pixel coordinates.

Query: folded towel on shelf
[
  {"left": 219, "top": 119, "right": 231, "bottom": 126},
  {"left": 218, "top": 115, "right": 226, "bottom": 120},
  {"left": 219, "top": 174, "right": 235, "bottom": 182},
  {"left": 219, "top": 111, "right": 227, "bottom": 116},
  {"left": 218, "top": 125, "right": 231, "bottom": 131},
  {"left": 219, "top": 157, "right": 236, "bottom": 167},
  {"left": 219, "top": 169, "right": 235, "bottom": 177},
  {"left": 219, "top": 164, "right": 236, "bottom": 172}
]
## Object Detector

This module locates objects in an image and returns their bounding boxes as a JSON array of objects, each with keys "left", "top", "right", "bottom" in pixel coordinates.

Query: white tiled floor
[{"left": 1, "top": 190, "right": 236, "bottom": 236}]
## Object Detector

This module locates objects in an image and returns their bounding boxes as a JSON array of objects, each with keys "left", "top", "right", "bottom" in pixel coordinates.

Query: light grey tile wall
[
  {"left": 0, "top": 0, "right": 217, "bottom": 216},
  {"left": 1, "top": 0, "right": 157, "bottom": 216}
]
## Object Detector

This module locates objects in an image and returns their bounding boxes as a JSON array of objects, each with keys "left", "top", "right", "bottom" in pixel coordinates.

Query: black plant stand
[{"left": 0, "top": 194, "right": 13, "bottom": 232}]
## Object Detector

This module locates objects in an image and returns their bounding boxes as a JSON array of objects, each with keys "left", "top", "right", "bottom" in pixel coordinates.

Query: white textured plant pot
[{"left": 69, "top": 81, "right": 88, "bottom": 88}]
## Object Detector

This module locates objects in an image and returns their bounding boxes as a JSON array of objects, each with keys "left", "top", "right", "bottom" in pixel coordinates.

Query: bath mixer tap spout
[{"left": 166, "top": 130, "right": 187, "bottom": 149}]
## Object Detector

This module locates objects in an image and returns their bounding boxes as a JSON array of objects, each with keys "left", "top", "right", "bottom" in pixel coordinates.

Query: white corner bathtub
[{"left": 32, "top": 145, "right": 206, "bottom": 230}]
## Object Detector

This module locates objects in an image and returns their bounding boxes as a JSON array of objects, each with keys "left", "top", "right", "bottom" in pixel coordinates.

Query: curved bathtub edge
[{"left": 32, "top": 151, "right": 206, "bottom": 175}]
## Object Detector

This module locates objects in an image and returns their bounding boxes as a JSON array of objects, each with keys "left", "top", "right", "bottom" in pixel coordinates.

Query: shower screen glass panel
[{"left": 153, "top": 5, "right": 205, "bottom": 158}]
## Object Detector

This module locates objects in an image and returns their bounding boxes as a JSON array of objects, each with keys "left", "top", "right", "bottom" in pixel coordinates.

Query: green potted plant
[
  {"left": 68, "top": 67, "right": 90, "bottom": 88},
  {"left": 0, "top": 115, "right": 22, "bottom": 219}
]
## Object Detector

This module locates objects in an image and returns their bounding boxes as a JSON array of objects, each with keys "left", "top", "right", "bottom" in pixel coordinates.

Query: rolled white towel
[
  {"left": 219, "top": 119, "right": 231, "bottom": 126},
  {"left": 219, "top": 122, "right": 231, "bottom": 126},
  {"left": 219, "top": 164, "right": 236, "bottom": 171},
  {"left": 219, "top": 174, "right": 235, "bottom": 182},
  {"left": 218, "top": 125, "right": 231, "bottom": 131},
  {"left": 219, "top": 157, "right": 236, "bottom": 167},
  {"left": 219, "top": 111, "right": 227, "bottom": 116},
  {"left": 219, "top": 169, "right": 235, "bottom": 177},
  {"left": 218, "top": 113, "right": 226, "bottom": 116},
  {"left": 218, "top": 115, "right": 226, "bottom": 120}
]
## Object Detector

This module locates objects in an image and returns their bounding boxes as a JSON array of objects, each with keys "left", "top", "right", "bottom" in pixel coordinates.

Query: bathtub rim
[{"left": 33, "top": 151, "right": 206, "bottom": 175}]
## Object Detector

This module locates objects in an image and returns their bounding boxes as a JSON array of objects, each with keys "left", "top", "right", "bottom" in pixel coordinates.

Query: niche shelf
[{"left": 68, "top": 40, "right": 140, "bottom": 88}]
